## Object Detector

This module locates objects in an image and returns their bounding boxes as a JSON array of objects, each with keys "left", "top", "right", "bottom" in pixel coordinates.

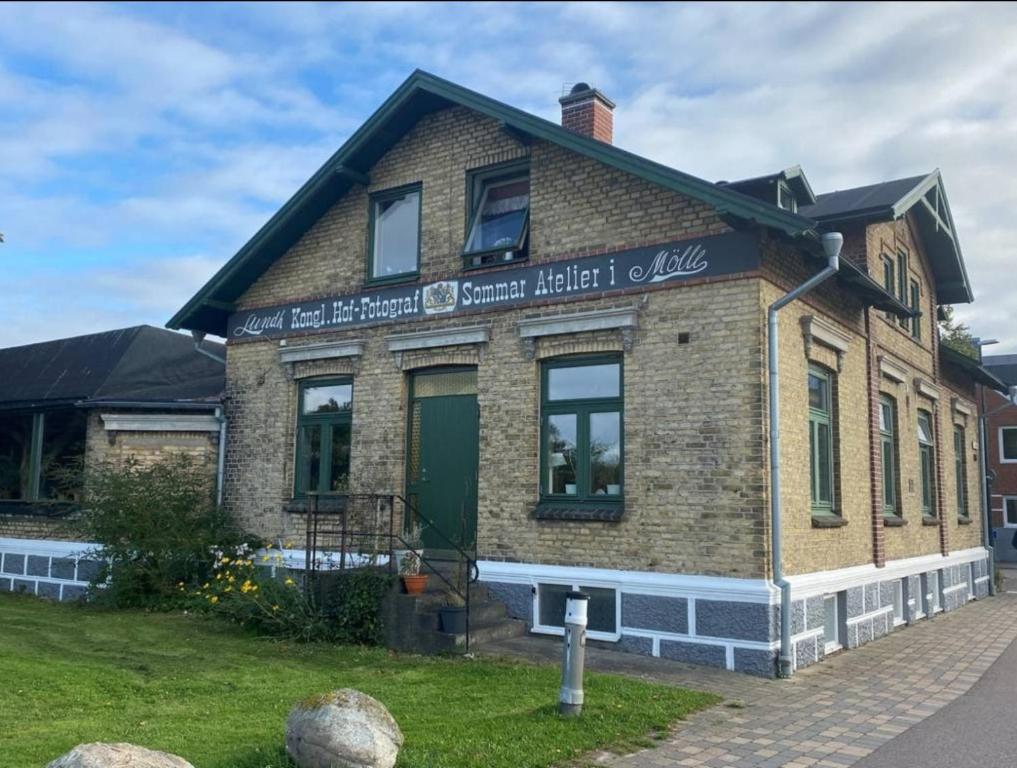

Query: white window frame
[
  {"left": 927, "top": 570, "right": 942, "bottom": 614},
  {"left": 892, "top": 581, "right": 905, "bottom": 626},
  {"left": 999, "top": 426, "right": 1017, "bottom": 463},
  {"left": 823, "top": 594, "right": 841, "bottom": 654},
  {"left": 1004, "top": 497, "right": 1017, "bottom": 528},
  {"left": 532, "top": 579, "right": 621, "bottom": 642}
]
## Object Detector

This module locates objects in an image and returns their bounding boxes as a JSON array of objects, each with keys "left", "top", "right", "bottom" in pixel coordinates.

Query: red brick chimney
[{"left": 559, "top": 83, "right": 614, "bottom": 144}]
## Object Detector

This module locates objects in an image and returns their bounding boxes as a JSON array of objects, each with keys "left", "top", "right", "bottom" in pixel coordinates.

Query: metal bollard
[{"left": 558, "top": 590, "right": 589, "bottom": 717}]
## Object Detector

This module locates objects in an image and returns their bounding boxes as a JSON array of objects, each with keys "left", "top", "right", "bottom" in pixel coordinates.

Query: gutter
[
  {"left": 768, "top": 231, "right": 843, "bottom": 678},
  {"left": 76, "top": 399, "right": 220, "bottom": 411},
  {"left": 190, "top": 330, "right": 227, "bottom": 365}
]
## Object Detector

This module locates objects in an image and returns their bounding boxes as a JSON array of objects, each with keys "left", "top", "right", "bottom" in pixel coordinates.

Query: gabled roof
[
  {"left": 0, "top": 326, "right": 225, "bottom": 411},
  {"left": 799, "top": 170, "right": 972, "bottom": 304},
  {"left": 719, "top": 165, "right": 817, "bottom": 207},
  {"left": 169, "top": 70, "right": 822, "bottom": 336}
]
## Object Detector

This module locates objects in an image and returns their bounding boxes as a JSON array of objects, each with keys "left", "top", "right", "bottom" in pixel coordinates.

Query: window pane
[
  {"left": 917, "top": 412, "right": 933, "bottom": 445},
  {"left": 808, "top": 373, "right": 828, "bottom": 412},
  {"left": 589, "top": 411, "right": 621, "bottom": 496},
  {"left": 39, "top": 410, "right": 87, "bottom": 501},
  {"left": 297, "top": 424, "right": 322, "bottom": 494},
  {"left": 330, "top": 423, "right": 351, "bottom": 493},
  {"left": 547, "top": 414, "right": 577, "bottom": 495},
  {"left": 809, "top": 421, "right": 818, "bottom": 503},
  {"left": 817, "top": 421, "right": 832, "bottom": 504},
  {"left": 882, "top": 438, "right": 896, "bottom": 509},
  {"left": 824, "top": 595, "right": 838, "bottom": 647},
  {"left": 920, "top": 445, "right": 934, "bottom": 512},
  {"left": 548, "top": 363, "right": 620, "bottom": 401},
  {"left": 303, "top": 384, "right": 352, "bottom": 414},
  {"left": 579, "top": 585, "right": 617, "bottom": 633},
  {"left": 879, "top": 399, "right": 894, "bottom": 434},
  {"left": 955, "top": 428, "right": 966, "bottom": 514},
  {"left": 1007, "top": 499, "right": 1017, "bottom": 526},
  {"left": 538, "top": 583, "right": 570, "bottom": 628},
  {"left": 372, "top": 190, "right": 419, "bottom": 278},
  {"left": 0, "top": 412, "right": 33, "bottom": 500},
  {"left": 465, "top": 175, "right": 529, "bottom": 253},
  {"left": 413, "top": 370, "right": 477, "bottom": 398},
  {"left": 1003, "top": 428, "right": 1017, "bottom": 460}
]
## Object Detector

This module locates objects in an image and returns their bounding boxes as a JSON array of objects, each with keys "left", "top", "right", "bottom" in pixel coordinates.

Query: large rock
[
  {"left": 46, "top": 743, "right": 194, "bottom": 768},
  {"left": 285, "top": 688, "right": 404, "bottom": 768}
]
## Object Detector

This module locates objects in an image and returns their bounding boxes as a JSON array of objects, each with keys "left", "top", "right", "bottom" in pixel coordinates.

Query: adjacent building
[
  {"left": 0, "top": 325, "right": 225, "bottom": 598},
  {"left": 982, "top": 354, "right": 1017, "bottom": 562},
  {"left": 168, "top": 70, "right": 1001, "bottom": 676}
]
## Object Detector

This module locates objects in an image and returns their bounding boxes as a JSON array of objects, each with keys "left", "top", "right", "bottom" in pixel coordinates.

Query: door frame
[{"left": 403, "top": 365, "right": 479, "bottom": 549}]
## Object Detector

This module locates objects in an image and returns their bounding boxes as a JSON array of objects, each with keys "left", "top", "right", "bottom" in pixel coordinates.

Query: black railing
[{"left": 303, "top": 492, "right": 479, "bottom": 650}]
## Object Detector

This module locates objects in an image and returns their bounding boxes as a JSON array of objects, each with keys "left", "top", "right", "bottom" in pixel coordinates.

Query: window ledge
[
  {"left": 922, "top": 516, "right": 940, "bottom": 526},
  {"left": 958, "top": 517, "right": 973, "bottom": 525},
  {"left": 0, "top": 501, "right": 79, "bottom": 518},
  {"left": 812, "top": 514, "right": 848, "bottom": 528},
  {"left": 364, "top": 273, "right": 420, "bottom": 289},
  {"left": 883, "top": 516, "right": 907, "bottom": 527},
  {"left": 285, "top": 495, "right": 349, "bottom": 514},
  {"left": 533, "top": 501, "right": 624, "bottom": 522}
]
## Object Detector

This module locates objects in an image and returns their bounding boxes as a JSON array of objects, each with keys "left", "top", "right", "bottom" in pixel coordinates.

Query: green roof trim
[
  {"left": 168, "top": 69, "right": 821, "bottom": 336},
  {"left": 941, "top": 344, "right": 1009, "bottom": 393}
]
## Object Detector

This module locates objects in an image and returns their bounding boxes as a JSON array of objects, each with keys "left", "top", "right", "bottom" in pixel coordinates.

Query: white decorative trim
[
  {"left": 800, "top": 315, "right": 851, "bottom": 370},
  {"left": 999, "top": 428, "right": 1017, "bottom": 464},
  {"left": 914, "top": 377, "right": 941, "bottom": 401},
  {"left": 100, "top": 413, "right": 220, "bottom": 433},
  {"left": 785, "top": 546, "right": 988, "bottom": 599},
  {"left": 952, "top": 397, "right": 973, "bottom": 417},
  {"left": 517, "top": 306, "right": 639, "bottom": 340},
  {"left": 476, "top": 560, "right": 776, "bottom": 603},
  {"left": 878, "top": 356, "right": 909, "bottom": 384},
  {"left": 278, "top": 339, "right": 365, "bottom": 364},
  {"left": 385, "top": 325, "right": 490, "bottom": 353},
  {"left": 0, "top": 537, "right": 96, "bottom": 557}
]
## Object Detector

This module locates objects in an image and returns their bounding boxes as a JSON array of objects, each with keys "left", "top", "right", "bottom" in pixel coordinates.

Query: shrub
[
  {"left": 328, "top": 568, "right": 394, "bottom": 645},
  {"left": 75, "top": 455, "right": 248, "bottom": 608}
]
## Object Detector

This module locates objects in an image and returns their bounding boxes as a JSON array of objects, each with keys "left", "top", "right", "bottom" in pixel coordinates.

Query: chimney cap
[{"left": 559, "top": 83, "right": 615, "bottom": 109}]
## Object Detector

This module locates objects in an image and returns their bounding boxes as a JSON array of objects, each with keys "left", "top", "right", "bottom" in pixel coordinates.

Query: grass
[{"left": 0, "top": 595, "right": 717, "bottom": 767}]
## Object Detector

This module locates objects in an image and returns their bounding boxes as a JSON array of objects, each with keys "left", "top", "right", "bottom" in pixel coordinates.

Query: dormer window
[
  {"left": 463, "top": 161, "right": 530, "bottom": 268},
  {"left": 777, "top": 181, "right": 797, "bottom": 212}
]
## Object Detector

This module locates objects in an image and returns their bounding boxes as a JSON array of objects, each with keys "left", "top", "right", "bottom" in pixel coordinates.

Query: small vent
[{"left": 678, "top": 332, "right": 691, "bottom": 345}]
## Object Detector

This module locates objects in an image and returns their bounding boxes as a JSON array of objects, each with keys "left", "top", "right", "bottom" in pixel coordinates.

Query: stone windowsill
[
  {"left": 957, "top": 517, "right": 973, "bottom": 525},
  {"left": 922, "top": 516, "right": 940, "bottom": 526},
  {"left": 811, "top": 514, "right": 848, "bottom": 528},
  {"left": 883, "top": 516, "right": 907, "bottom": 527},
  {"left": 0, "top": 501, "right": 79, "bottom": 518},
  {"left": 533, "top": 501, "right": 624, "bottom": 522},
  {"left": 284, "top": 495, "right": 349, "bottom": 514}
]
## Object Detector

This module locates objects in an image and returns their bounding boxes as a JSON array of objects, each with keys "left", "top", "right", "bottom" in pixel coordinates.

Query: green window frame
[
  {"left": 955, "top": 425, "right": 968, "bottom": 519},
  {"left": 808, "top": 365, "right": 836, "bottom": 515},
  {"left": 896, "top": 250, "right": 910, "bottom": 329},
  {"left": 879, "top": 395, "right": 899, "bottom": 518},
  {"left": 917, "top": 409, "right": 936, "bottom": 519},
  {"left": 883, "top": 256, "right": 896, "bottom": 321},
  {"left": 910, "top": 280, "right": 921, "bottom": 339},
  {"left": 462, "top": 160, "right": 530, "bottom": 269},
  {"left": 540, "top": 356, "right": 623, "bottom": 504},
  {"left": 367, "top": 183, "right": 422, "bottom": 285},
  {"left": 0, "top": 408, "right": 86, "bottom": 503},
  {"left": 294, "top": 378, "right": 353, "bottom": 497}
]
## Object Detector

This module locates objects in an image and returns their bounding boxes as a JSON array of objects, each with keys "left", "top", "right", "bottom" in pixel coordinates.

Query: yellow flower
[
  {"left": 216, "top": 573, "right": 222, "bottom": 580},
  {"left": 272, "top": 604, "right": 280, "bottom": 612},
  {"left": 210, "top": 595, "right": 219, "bottom": 604},
  {"left": 221, "top": 556, "right": 230, "bottom": 564},
  {"left": 202, "top": 583, "right": 210, "bottom": 589},
  {"left": 224, "top": 586, "right": 232, "bottom": 593},
  {"left": 177, "top": 581, "right": 184, "bottom": 587},
  {"left": 228, "top": 575, "right": 235, "bottom": 584},
  {"left": 284, "top": 577, "right": 296, "bottom": 587},
  {"left": 251, "top": 585, "right": 259, "bottom": 592},
  {"left": 261, "top": 554, "right": 269, "bottom": 562}
]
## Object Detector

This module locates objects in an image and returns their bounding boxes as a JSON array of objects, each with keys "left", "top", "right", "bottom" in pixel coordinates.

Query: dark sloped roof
[
  {"left": 984, "top": 354, "right": 1017, "bottom": 388},
  {"left": 0, "top": 326, "right": 224, "bottom": 410},
  {"left": 799, "top": 171, "right": 972, "bottom": 304},
  {"left": 941, "top": 345, "right": 1009, "bottom": 393},
  {"left": 799, "top": 175, "right": 927, "bottom": 221},
  {"left": 169, "top": 69, "right": 822, "bottom": 336},
  {"left": 719, "top": 165, "right": 817, "bottom": 206}
]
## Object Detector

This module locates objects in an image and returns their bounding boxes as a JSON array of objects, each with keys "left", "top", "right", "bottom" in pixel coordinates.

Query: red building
[{"left": 982, "top": 354, "right": 1017, "bottom": 562}]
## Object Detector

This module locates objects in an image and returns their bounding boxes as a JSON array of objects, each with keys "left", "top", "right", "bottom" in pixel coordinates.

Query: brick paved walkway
[{"left": 481, "top": 593, "right": 1017, "bottom": 768}]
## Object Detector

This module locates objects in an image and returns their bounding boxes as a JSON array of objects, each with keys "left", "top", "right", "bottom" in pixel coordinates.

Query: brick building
[
  {"left": 982, "top": 355, "right": 1017, "bottom": 561},
  {"left": 0, "top": 325, "right": 225, "bottom": 599},
  {"left": 171, "top": 71, "right": 1001, "bottom": 676}
]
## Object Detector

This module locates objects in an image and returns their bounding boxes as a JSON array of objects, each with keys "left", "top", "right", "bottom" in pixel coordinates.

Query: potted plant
[{"left": 399, "top": 525, "right": 429, "bottom": 596}]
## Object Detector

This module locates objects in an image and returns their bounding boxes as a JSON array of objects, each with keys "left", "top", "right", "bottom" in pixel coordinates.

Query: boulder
[
  {"left": 285, "top": 688, "right": 404, "bottom": 768},
  {"left": 46, "top": 743, "right": 194, "bottom": 768}
]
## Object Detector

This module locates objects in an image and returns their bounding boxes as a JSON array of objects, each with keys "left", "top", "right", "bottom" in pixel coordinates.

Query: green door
[{"left": 406, "top": 368, "right": 479, "bottom": 550}]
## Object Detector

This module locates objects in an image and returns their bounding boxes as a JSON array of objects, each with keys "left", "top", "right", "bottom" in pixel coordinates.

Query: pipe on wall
[{"left": 768, "top": 231, "right": 842, "bottom": 678}]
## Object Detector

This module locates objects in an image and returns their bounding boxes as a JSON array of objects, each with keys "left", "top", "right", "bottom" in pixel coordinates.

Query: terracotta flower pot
[{"left": 402, "top": 574, "right": 428, "bottom": 595}]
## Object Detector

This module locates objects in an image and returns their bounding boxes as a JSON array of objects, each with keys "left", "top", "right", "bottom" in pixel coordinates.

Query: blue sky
[{"left": 3, "top": 2, "right": 1016, "bottom": 350}]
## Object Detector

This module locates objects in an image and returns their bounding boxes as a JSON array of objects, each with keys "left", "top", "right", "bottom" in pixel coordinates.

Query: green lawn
[{"left": 0, "top": 595, "right": 717, "bottom": 767}]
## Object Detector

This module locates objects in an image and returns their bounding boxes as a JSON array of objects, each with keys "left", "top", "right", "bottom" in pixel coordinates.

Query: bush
[
  {"left": 191, "top": 546, "right": 393, "bottom": 643},
  {"left": 75, "top": 455, "right": 248, "bottom": 608}
]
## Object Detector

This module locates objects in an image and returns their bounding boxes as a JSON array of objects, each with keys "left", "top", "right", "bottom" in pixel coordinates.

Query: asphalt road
[{"left": 854, "top": 625, "right": 1017, "bottom": 768}]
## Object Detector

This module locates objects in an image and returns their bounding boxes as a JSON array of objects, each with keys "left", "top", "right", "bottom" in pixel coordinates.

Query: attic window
[
  {"left": 369, "top": 184, "right": 421, "bottom": 284},
  {"left": 463, "top": 162, "right": 530, "bottom": 268},
  {"left": 777, "top": 181, "right": 797, "bottom": 212}
]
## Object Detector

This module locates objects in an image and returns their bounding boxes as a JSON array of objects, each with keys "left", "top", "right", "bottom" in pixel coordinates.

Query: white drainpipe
[{"left": 769, "top": 231, "right": 843, "bottom": 678}]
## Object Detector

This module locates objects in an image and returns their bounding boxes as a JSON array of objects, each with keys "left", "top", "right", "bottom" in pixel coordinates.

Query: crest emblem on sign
[{"left": 423, "top": 280, "right": 458, "bottom": 314}]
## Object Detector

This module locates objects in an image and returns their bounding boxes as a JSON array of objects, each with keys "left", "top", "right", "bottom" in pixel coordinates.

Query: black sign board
[{"left": 228, "top": 231, "right": 759, "bottom": 340}]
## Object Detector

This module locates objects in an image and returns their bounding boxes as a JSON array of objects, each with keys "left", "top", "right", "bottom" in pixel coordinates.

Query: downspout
[
  {"left": 190, "top": 330, "right": 226, "bottom": 365},
  {"left": 214, "top": 404, "right": 227, "bottom": 508},
  {"left": 769, "top": 231, "right": 843, "bottom": 678}
]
